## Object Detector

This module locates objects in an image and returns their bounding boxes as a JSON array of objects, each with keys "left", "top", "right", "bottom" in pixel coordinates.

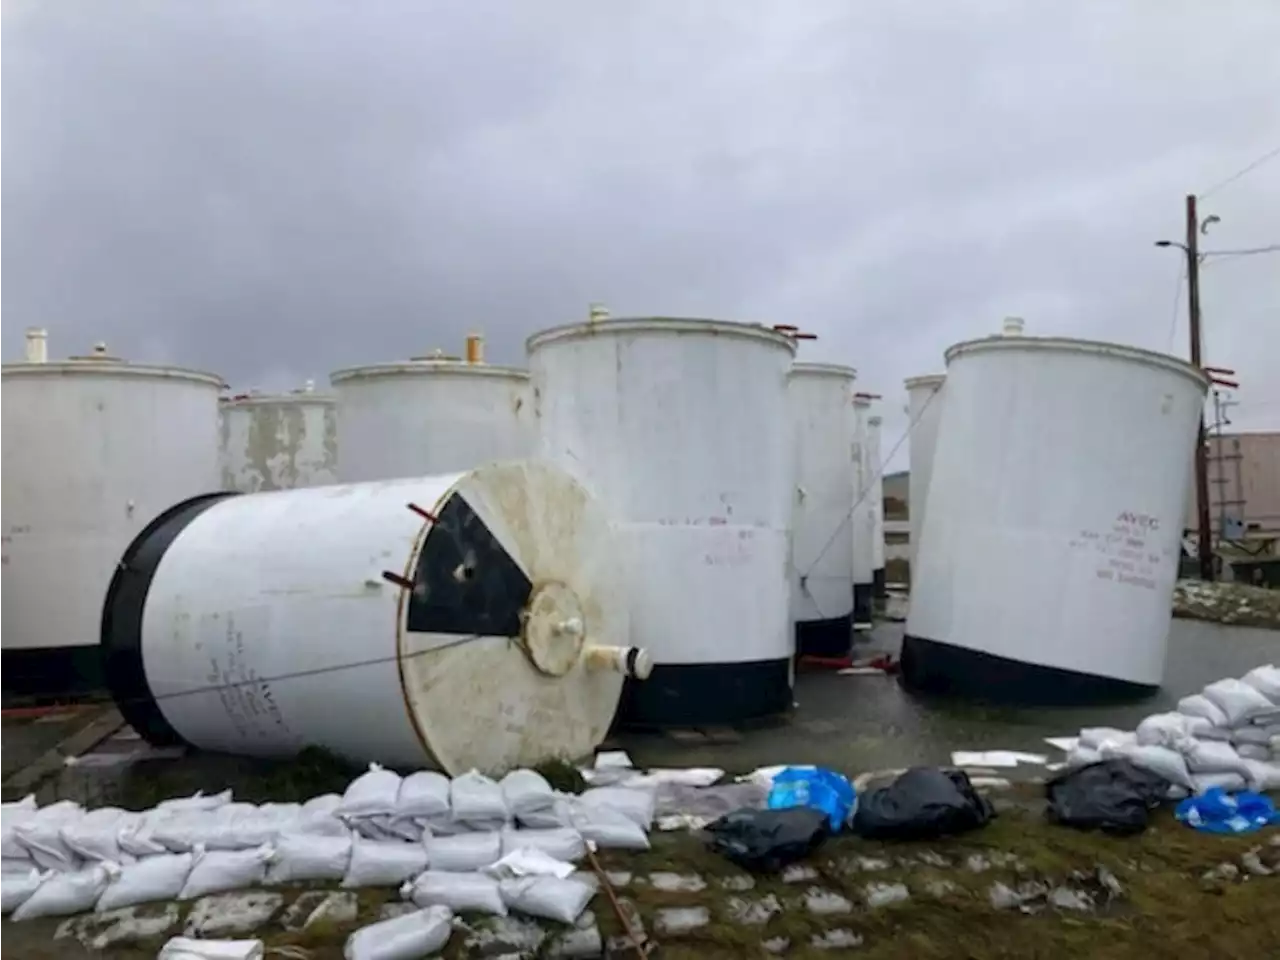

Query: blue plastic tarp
[
  {"left": 766, "top": 766, "right": 857, "bottom": 832},
  {"left": 1175, "top": 788, "right": 1279, "bottom": 835}
]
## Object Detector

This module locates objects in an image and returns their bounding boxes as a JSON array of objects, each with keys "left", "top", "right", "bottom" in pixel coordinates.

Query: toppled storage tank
[
  {"left": 867, "top": 413, "right": 886, "bottom": 600},
  {"left": 904, "top": 373, "right": 946, "bottom": 580},
  {"left": 789, "top": 363, "right": 858, "bottom": 658},
  {"left": 528, "top": 318, "right": 797, "bottom": 727},
  {"left": 2, "top": 334, "right": 222, "bottom": 697},
  {"left": 100, "top": 461, "right": 647, "bottom": 773},
  {"left": 219, "top": 383, "right": 337, "bottom": 492},
  {"left": 851, "top": 394, "right": 876, "bottom": 628},
  {"left": 902, "top": 334, "right": 1210, "bottom": 704},
  {"left": 331, "top": 334, "right": 533, "bottom": 482}
]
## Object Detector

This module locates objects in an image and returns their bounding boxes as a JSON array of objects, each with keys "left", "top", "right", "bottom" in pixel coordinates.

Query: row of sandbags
[
  {"left": 1067, "top": 665, "right": 1280, "bottom": 795},
  {"left": 1, "top": 766, "right": 657, "bottom": 923}
]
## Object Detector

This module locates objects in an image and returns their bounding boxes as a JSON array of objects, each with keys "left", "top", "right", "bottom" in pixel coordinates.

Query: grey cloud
[{"left": 3, "top": 0, "right": 1278, "bottom": 463}]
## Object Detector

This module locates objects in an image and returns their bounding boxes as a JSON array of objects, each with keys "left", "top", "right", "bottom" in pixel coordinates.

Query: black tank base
[
  {"left": 899, "top": 634, "right": 1160, "bottom": 707},
  {"left": 852, "top": 582, "right": 874, "bottom": 628},
  {"left": 795, "top": 613, "right": 854, "bottom": 660},
  {"left": 872, "top": 567, "right": 887, "bottom": 601},
  {"left": 616, "top": 658, "right": 793, "bottom": 730},
  {"left": 2, "top": 646, "right": 107, "bottom": 705}
]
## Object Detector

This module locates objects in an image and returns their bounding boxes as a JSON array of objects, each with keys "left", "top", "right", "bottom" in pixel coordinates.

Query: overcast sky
[{"left": 4, "top": 0, "right": 1278, "bottom": 470}]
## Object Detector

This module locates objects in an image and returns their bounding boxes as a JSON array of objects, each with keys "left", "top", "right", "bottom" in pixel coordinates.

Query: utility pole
[{"left": 1185, "top": 194, "right": 1216, "bottom": 582}]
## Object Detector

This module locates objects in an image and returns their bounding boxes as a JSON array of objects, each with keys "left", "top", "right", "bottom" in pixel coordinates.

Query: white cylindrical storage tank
[
  {"left": 902, "top": 336, "right": 1210, "bottom": 703},
  {"left": 850, "top": 395, "right": 875, "bottom": 628},
  {"left": 100, "top": 461, "right": 645, "bottom": 773},
  {"left": 331, "top": 350, "right": 532, "bottom": 482},
  {"left": 867, "top": 413, "right": 887, "bottom": 600},
  {"left": 2, "top": 343, "right": 222, "bottom": 698},
  {"left": 219, "top": 389, "right": 338, "bottom": 492},
  {"left": 789, "top": 363, "right": 857, "bottom": 658},
  {"left": 528, "top": 318, "right": 797, "bottom": 727},
  {"left": 904, "top": 374, "right": 946, "bottom": 581}
]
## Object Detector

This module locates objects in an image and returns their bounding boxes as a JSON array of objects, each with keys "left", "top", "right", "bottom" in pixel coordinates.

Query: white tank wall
[
  {"left": 905, "top": 374, "right": 946, "bottom": 577},
  {"left": 119, "top": 462, "right": 629, "bottom": 773},
  {"left": 868, "top": 414, "right": 886, "bottom": 571},
  {"left": 908, "top": 336, "right": 1209, "bottom": 685},
  {"left": 851, "top": 400, "right": 874, "bottom": 586},
  {"left": 1, "top": 362, "right": 222, "bottom": 653},
  {"left": 332, "top": 363, "right": 533, "bottom": 482},
  {"left": 219, "top": 395, "right": 338, "bottom": 492},
  {"left": 528, "top": 319, "right": 796, "bottom": 669},
  {"left": 789, "top": 364, "right": 857, "bottom": 623}
]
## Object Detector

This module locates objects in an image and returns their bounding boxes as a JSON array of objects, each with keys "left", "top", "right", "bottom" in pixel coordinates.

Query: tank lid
[
  {"left": 1001, "top": 316, "right": 1026, "bottom": 337},
  {"left": 526, "top": 317, "right": 799, "bottom": 355},
  {"left": 904, "top": 373, "right": 946, "bottom": 390},
  {"left": 789, "top": 361, "right": 857, "bottom": 380},
  {"left": 330, "top": 360, "right": 530, "bottom": 385},
  {"left": 944, "top": 335, "right": 1211, "bottom": 391},
  {"left": 2, "top": 353, "right": 223, "bottom": 387}
]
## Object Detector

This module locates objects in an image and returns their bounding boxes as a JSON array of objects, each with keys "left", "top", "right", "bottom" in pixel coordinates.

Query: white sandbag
[
  {"left": 343, "top": 904, "right": 453, "bottom": 960},
  {"left": 423, "top": 815, "right": 471, "bottom": 836},
  {"left": 96, "top": 853, "right": 193, "bottom": 911},
  {"left": 1, "top": 868, "right": 44, "bottom": 916},
  {"left": 117, "top": 812, "right": 173, "bottom": 858},
  {"left": 579, "top": 788, "right": 655, "bottom": 829},
  {"left": 156, "top": 790, "right": 233, "bottom": 814},
  {"left": 265, "top": 832, "right": 353, "bottom": 885},
  {"left": 1237, "top": 744, "right": 1271, "bottom": 761},
  {"left": 396, "top": 772, "right": 451, "bottom": 819},
  {"left": 1202, "top": 678, "right": 1279, "bottom": 726},
  {"left": 1077, "top": 727, "right": 1132, "bottom": 750},
  {"left": 1135, "top": 713, "right": 1195, "bottom": 750},
  {"left": 1232, "top": 724, "right": 1280, "bottom": 747},
  {"left": 1065, "top": 745, "right": 1102, "bottom": 769},
  {"left": 401, "top": 870, "right": 507, "bottom": 916},
  {"left": 485, "top": 849, "right": 575, "bottom": 881},
  {"left": 1100, "top": 742, "right": 1193, "bottom": 788},
  {"left": 450, "top": 770, "right": 509, "bottom": 826},
  {"left": 13, "top": 801, "right": 85, "bottom": 871},
  {"left": 301, "top": 794, "right": 342, "bottom": 818},
  {"left": 1242, "top": 758, "right": 1280, "bottom": 791},
  {"left": 500, "top": 827, "right": 586, "bottom": 863},
  {"left": 157, "top": 936, "right": 264, "bottom": 960},
  {"left": 0, "top": 796, "right": 39, "bottom": 860},
  {"left": 425, "top": 831, "right": 501, "bottom": 873},
  {"left": 11, "top": 863, "right": 111, "bottom": 921},
  {"left": 498, "top": 875, "right": 596, "bottom": 925},
  {"left": 1183, "top": 739, "right": 1252, "bottom": 778},
  {"left": 350, "top": 816, "right": 424, "bottom": 844},
  {"left": 1177, "top": 694, "right": 1229, "bottom": 727},
  {"left": 1197, "top": 725, "right": 1233, "bottom": 742},
  {"left": 500, "top": 770, "right": 555, "bottom": 817},
  {"left": 341, "top": 836, "right": 428, "bottom": 889},
  {"left": 515, "top": 794, "right": 576, "bottom": 830},
  {"left": 339, "top": 764, "right": 404, "bottom": 819},
  {"left": 179, "top": 844, "right": 273, "bottom": 900},
  {"left": 62, "top": 808, "right": 139, "bottom": 864},
  {"left": 1192, "top": 771, "right": 1247, "bottom": 794},
  {"left": 565, "top": 802, "right": 649, "bottom": 851},
  {"left": 1240, "top": 664, "right": 1280, "bottom": 702}
]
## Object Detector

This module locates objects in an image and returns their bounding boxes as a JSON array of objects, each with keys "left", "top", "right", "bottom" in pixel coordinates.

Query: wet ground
[{"left": 4, "top": 617, "right": 1276, "bottom": 807}]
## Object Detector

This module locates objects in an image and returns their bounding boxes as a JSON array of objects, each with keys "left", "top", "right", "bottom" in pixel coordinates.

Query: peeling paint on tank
[{"left": 219, "top": 395, "right": 338, "bottom": 493}]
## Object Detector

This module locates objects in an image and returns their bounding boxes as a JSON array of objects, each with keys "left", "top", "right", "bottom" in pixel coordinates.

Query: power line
[
  {"left": 1165, "top": 260, "right": 1186, "bottom": 353},
  {"left": 1201, "top": 244, "right": 1280, "bottom": 258},
  {"left": 1198, "top": 144, "right": 1280, "bottom": 199}
]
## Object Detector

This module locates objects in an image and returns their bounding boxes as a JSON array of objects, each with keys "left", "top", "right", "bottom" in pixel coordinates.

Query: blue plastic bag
[
  {"left": 767, "top": 766, "right": 857, "bottom": 832},
  {"left": 1175, "top": 787, "right": 1279, "bottom": 835}
]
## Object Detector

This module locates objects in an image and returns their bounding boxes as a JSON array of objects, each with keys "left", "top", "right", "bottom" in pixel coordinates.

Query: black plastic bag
[
  {"left": 853, "top": 767, "right": 995, "bottom": 841},
  {"left": 704, "top": 807, "right": 829, "bottom": 873},
  {"left": 1045, "top": 759, "right": 1171, "bottom": 836}
]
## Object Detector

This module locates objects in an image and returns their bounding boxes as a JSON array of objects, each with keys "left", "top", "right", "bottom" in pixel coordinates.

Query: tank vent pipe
[
  {"left": 465, "top": 333, "right": 485, "bottom": 364},
  {"left": 303, "top": 379, "right": 315, "bottom": 393},
  {"left": 1002, "top": 316, "right": 1026, "bottom": 337},
  {"left": 584, "top": 645, "right": 653, "bottom": 681},
  {"left": 588, "top": 303, "right": 610, "bottom": 323},
  {"left": 24, "top": 328, "right": 48, "bottom": 364}
]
